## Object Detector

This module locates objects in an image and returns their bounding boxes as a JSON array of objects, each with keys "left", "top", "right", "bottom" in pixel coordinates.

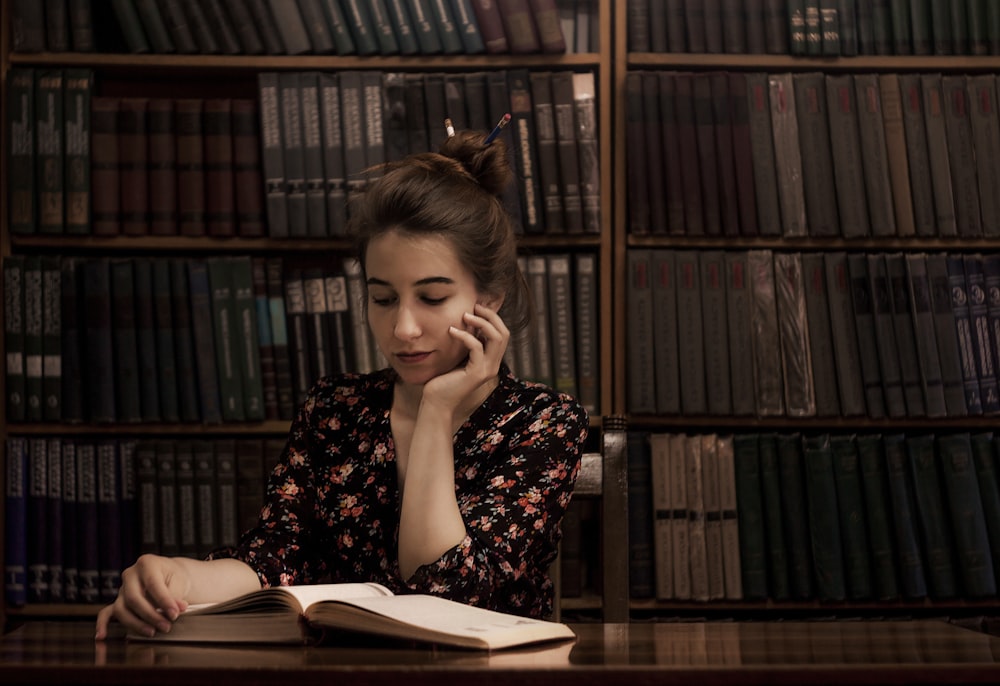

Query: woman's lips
[{"left": 395, "top": 352, "right": 431, "bottom": 363}]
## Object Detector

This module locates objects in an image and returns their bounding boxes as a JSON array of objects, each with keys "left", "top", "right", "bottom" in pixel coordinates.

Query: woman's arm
[{"left": 95, "top": 555, "right": 260, "bottom": 639}]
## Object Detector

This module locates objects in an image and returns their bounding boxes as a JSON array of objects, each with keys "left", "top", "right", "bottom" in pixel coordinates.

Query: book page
[
  {"left": 308, "top": 595, "right": 576, "bottom": 650},
  {"left": 185, "top": 582, "right": 393, "bottom": 615}
]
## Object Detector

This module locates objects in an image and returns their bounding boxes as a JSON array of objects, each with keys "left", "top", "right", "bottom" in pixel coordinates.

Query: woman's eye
[
  {"left": 370, "top": 296, "right": 395, "bottom": 307},
  {"left": 422, "top": 296, "right": 447, "bottom": 305}
]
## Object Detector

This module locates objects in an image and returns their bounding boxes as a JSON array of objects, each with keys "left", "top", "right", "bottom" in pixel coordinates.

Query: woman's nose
[{"left": 393, "top": 304, "right": 421, "bottom": 339}]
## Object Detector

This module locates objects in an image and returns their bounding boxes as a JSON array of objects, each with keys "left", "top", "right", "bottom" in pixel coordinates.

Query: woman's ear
[{"left": 479, "top": 293, "right": 505, "bottom": 311}]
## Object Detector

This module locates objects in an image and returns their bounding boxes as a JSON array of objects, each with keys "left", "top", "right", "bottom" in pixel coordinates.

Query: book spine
[
  {"left": 119, "top": 97, "right": 150, "bottom": 236},
  {"left": 676, "top": 251, "right": 707, "bottom": 414},
  {"left": 733, "top": 434, "right": 768, "bottom": 599},
  {"left": 147, "top": 99, "right": 178, "bottom": 235},
  {"left": 758, "top": 434, "right": 790, "bottom": 600},
  {"left": 963, "top": 255, "right": 1000, "bottom": 413},
  {"left": 699, "top": 250, "right": 732, "bottom": 415},
  {"left": 968, "top": 74, "right": 1000, "bottom": 237},
  {"left": 801, "top": 252, "right": 841, "bottom": 416},
  {"left": 110, "top": 259, "right": 142, "bottom": 423},
  {"left": 854, "top": 434, "right": 900, "bottom": 599},
  {"left": 941, "top": 75, "right": 984, "bottom": 237},
  {"left": 265, "top": 257, "right": 296, "bottom": 418},
  {"left": 298, "top": 73, "right": 328, "bottom": 238},
  {"left": 75, "top": 442, "right": 100, "bottom": 602},
  {"left": 878, "top": 73, "right": 916, "bottom": 237},
  {"left": 96, "top": 441, "right": 122, "bottom": 601},
  {"left": 4, "top": 257, "right": 26, "bottom": 422},
  {"left": 768, "top": 73, "right": 807, "bottom": 237},
  {"left": 745, "top": 72, "right": 782, "bottom": 236},
  {"left": 926, "top": 252, "right": 970, "bottom": 416},
  {"left": 829, "top": 435, "right": 873, "bottom": 600},
  {"left": 896, "top": 72, "right": 936, "bottom": 236},
  {"left": 252, "top": 258, "right": 280, "bottom": 420},
  {"left": 774, "top": 252, "right": 816, "bottom": 416},
  {"left": 257, "top": 73, "right": 289, "bottom": 238},
  {"left": 748, "top": 249, "right": 785, "bottom": 416},
  {"left": 573, "top": 252, "right": 599, "bottom": 417},
  {"left": 906, "top": 434, "right": 959, "bottom": 598},
  {"left": 34, "top": 70, "right": 65, "bottom": 235},
  {"left": 59, "top": 259, "right": 82, "bottom": 422},
  {"left": 904, "top": 253, "right": 949, "bottom": 418},
  {"left": 204, "top": 99, "right": 237, "bottom": 237},
  {"left": 23, "top": 256, "right": 43, "bottom": 422},
  {"left": 886, "top": 253, "right": 927, "bottom": 416},
  {"left": 63, "top": 68, "right": 92, "bottom": 235},
  {"left": 921, "top": 74, "right": 958, "bottom": 236},
  {"left": 776, "top": 433, "right": 814, "bottom": 599},
  {"left": 175, "top": 99, "right": 207, "bottom": 236},
  {"left": 853, "top": 74, "right": 897, "bottom": 237},
  {"left": 5, "top": 438, "right": 28, "bottom": 606},
  {"left": 792, "top": 72, "right": 840, "bottom": 237},
  {"left": 132, "top": 259, "right": 161, "bottom": 421},
  {"left": 802, "top": 434, "right": 846, "bottom": 601}
]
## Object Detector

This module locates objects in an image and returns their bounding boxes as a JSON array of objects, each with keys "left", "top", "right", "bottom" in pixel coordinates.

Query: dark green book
[
  {"left": 231, "top": 257, "right": 266, "bottom": 422},
  {"left": 776, "top": 433, "right": 813, "bottom": 600},
  {"left": 802, "top": 434, "right": 846, "bottom": 601},
  {"left": 40, "top": 257, "right": 61, "bottom": 422},
  {"left": 63, "top": 69, "right": 92, "bottom": 235},
  {"left": 925, "top": 252, "right": 969, "bottom": 416},
  {"left": 81, "top": 259, "right": 116, "bottom": 423},
  {"left": 758, "top": 433, "right": 790, "bottom": 601},
  {"left": 967, "top": 0, "right": 989, "bottom": 54},
  {"left": 110, "top": 259, "right": 142, "bottom": 423},
  {"left": 6, "top": 68, "right": 35, "bottom": 235},
  {"left": 908, "top": 0, "right": 931, "bottom": 53},
  {"left": 906, "top": 434, "right": 959, "bottom": 598},
  {"left": 627, "top": 432, "right": 654, "bottom": 599},
  {"left": 855, "top": 433, "right": 900, "bottom": 600},
  {"left": 60, "top": 258, "right": 83, "bottom": 423},
  {"left": 405, "top": 0, "right": 444, "bottom": 53},
  {"left": 867, "top": 254, "right": 907, "bottom": 417},
  {"left": 819, "top": 0, "right": 839, "bottom": 54},
  {"left": 830, "top": 434, "right": 873, "bottom": 599},
  {"left": 131, "top": 259, "right": 161, "bottom": 422},
  {"left": 885, "top": 253, "right": 926, "bottom": 417},
  {"left": 206, "top": 257, "right": 246, "bottom": 422},
  {"left": 185, "top": 260, "right": 223, "bottom": 424},
  {"left": 871, "top": 0, "right": 892, "bottom": 53},
  {"left": 733, "top": 433, "right": 768, "bottom": 600},
  {"left": 888, "top": 0, "right": 911, "bottom": 53},
  {"left": 35, "top": 70, "right": 64, "bottom": 235},
  {"left": 846, "top": 253, "right": 887, "bottom": 419},
  {"left": 971, "top": 433, "right": 1000, "bottom": 587},
  {"left": 151, "top": 260, "right": 180, "bottom": 423},
  {"left": 110, "top": 0, "right": 151, "bottom": 52},
  {"left": 937, "top": 433, "right": 996, "bottom": 598},
  {"left": 804, "top": 1, "right": 821, "bottom": 54},
  {"left": 822, "top": 252, "right": 867, "bottom": 416},
  {"left": 4, "top": 257, "right": 26, "bottom": 422},
  {"left": 170, "top": 260, "right": 201, "bottom": 423},
  {"left": 929, "top": 0, "right": 953, "bottom": 53}
]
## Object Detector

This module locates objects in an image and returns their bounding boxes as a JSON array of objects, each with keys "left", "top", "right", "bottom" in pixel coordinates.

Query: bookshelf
[
  {"left": 613, "top": 1, "right": 1000, "bottom": 621},
  {"left": 0, "top": 0, "right": 615, "bottom": 627}
]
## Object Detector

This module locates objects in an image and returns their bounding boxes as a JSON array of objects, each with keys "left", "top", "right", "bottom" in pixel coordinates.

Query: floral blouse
[{"left": 211, "top": 364, "right": 588, "bottom": 619}]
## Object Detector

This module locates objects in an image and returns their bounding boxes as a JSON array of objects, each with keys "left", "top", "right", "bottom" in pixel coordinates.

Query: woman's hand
[
  {"left": 94, "top": 554, "right": 192, "bottom": 640},
  {"left": 422, "top": 303, "right": 510, "bottom": 416}
]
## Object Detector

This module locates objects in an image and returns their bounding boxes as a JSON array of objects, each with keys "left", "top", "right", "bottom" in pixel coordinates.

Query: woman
[{"left": 96, "top": 128, "right": 588, "bottom": 640}]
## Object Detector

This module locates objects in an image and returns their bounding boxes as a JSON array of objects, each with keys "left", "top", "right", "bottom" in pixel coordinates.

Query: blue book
[{"left": 4, "top": 437, "right": 28, "bottom": 607}]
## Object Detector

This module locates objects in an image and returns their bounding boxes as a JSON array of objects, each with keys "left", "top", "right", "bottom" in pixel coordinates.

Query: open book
[{"left": 127, "top": 582, "right": 577, "bottom": 651}]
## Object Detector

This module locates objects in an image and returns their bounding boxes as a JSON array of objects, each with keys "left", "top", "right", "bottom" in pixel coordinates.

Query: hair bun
[{"left": 437, "top": 130, "right": 513, "bottom": 197}]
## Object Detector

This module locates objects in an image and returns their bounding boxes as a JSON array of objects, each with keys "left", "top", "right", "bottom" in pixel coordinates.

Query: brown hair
[{"left": 347, "top": 130, "right": 532, "bottom": 336}]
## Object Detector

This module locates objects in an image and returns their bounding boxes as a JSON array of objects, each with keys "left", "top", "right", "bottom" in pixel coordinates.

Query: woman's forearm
[
  {"left": 397, "top": 405, "right": 467, "bottom": 579},
  {"left": 172, "top": 557, "right": 262, "bottom": 604}
]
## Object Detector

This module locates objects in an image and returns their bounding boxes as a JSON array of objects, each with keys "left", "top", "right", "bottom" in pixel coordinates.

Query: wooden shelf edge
[
  {"left": 628, "top": 53, "right": 1000, "bottom": 71},
  {"left": 5, "top": 421, "right": 293, "bottom": 436},
  {"left": 625, "top": 414, "right": 1000, "bottom": 431},
  {"left": 627, "top": 235, "right": 1000, "bottom": 251},
  {"left": 8, "top": 52, "right": 604, "bottom": 72}
]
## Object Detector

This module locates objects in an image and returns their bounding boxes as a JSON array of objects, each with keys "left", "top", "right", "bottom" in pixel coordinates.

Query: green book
[
  {"left": 937, "top": 433, "right": 996, "bottom": 598},
  {"left": 63, "top": 69, "right": 92, "bottom": 235},
  {"left": 4, "top": 256, "right": 26, "bottom": 421},
  {"left": 802, "top": 434, "right": 846, "bottom": 601},
  {"left": 967, "top": 0, "right": 989, "bottom": 54},
  {"left": 929, "top": 0, "right": 953, "bottom": 53},
  {"left": 908, "top": 0, "right": 932, "bottom": 54},
  {"left": 855, "top": 434, "right": 900, "bottom": 600},
  {"left": 110, "top": 259, "right": 142, "bottom": 423},
  {"left": 40, "top": 257, "right": 62, "bottom": 422},
  {"left": 23, "top": 256, "right": 43, "bottom": 422},
  {"left": 972, "top": 434, "right": 1000, "bottom": 586},
  {"left": 6, "top": 68, "right": 35, "bottom": 235},
  {"left": 758, "top": 434, "right": 790, "bottom": 601},
  {"left": 207, "top": 257, "right": 246, "bottom": 422},
  {"left": 830, "top": 434, "right": 873, "bottom": 600},
  {"left": 906, "top": 434, "right": 959, "bottom": 598},
  {"left": 888, "top": 0, "right": 911, "bottom": 53},
  {"left": 34, "top": 69, "right": 64, "bottom": 235},
  {"left": 776, "top": 433, "right": 813, "bottom": 600},
  {"left": 788, "top": 0, "right": 807, "bottom": 54},
  {"left": 733, "top": 434, "right": 768, "bottom": 600},
  {"left": 882, "top": 434, "right": 928, "bottom": 598},
  {"left": 231, "top": 257, "right": 266, "bottom": 421},
  {"left": 819, "top": 0, "right": 840, "bottom": 54}
]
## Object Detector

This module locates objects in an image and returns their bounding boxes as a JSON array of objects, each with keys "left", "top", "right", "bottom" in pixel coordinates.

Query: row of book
[
  {"left": 626, "top": 70, "right": 1000, "bottom": 239},
  {"left": 10, "top": 0, "right": 592, "bottom": 56},
  {"left": 627, "top": 0, "right": 1000, "bottom": 57},
  {"left": 3, "top": 435, "right": 280, "bottom": 606},
  {"left": 627, "top": 249, "right": 1000, "bottom": 420},
  {"left": 5, "top": 67, "right": 600, "bottom": 238},
  {"left": 2, "top": 251, "right": 599, "bottom": 425},
  {"left": 257, "top": 69, "right": 600, "bottom": 238},
  {"left": 628, "top": 430, "right": 1000, "bottom": 603}
]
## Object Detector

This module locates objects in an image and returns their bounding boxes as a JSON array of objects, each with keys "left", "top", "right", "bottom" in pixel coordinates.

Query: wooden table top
[{"left": 2, "top": 618, "right": 1000, "bottom": 685}]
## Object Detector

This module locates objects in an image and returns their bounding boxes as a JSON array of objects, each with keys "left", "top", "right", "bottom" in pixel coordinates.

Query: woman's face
[{"left": 364, "top": 230, "right": 483, "bottom": 387}]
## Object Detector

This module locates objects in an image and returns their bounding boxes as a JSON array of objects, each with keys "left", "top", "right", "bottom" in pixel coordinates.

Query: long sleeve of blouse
[{"left": 210, "top": 367, "right": 588, "bottom": 618}]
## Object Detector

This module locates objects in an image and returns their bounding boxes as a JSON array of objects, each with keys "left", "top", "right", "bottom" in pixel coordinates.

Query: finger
[
  {"left": 135, "top": 561, "right": 185, "bottom": 621},
  {"left": 112, "top": 597, "right": 167, "bottom": 638},
  {"left": 95, "top": 604, "right": 113, "bottom": 640},
  {"left": 473, "top": 303, "right": 510, "bottom": 338}
]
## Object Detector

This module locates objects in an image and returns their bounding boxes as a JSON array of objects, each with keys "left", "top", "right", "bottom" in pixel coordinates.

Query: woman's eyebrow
[{"left": 366, "top": 276, "right": 455, "bottom": 287}]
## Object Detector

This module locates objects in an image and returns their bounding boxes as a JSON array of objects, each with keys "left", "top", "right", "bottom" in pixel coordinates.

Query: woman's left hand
[{"left": 421, "top": 304, "right": 509, "bottom": 414}]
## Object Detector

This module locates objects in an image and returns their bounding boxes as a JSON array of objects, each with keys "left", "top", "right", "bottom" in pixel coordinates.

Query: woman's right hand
[{"left": 94, "top": 554, "right": 193, "bottom": 640}]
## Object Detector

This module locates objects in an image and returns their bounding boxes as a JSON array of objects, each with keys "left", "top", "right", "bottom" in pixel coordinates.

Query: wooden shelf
[
  {"left": 628, "top": 53, "right": 1000, "bottom": 71},
  {"left": 624, "top": 414, "right": 1000, "bottom": 431},
  {"left": 8, "top": 51, "right": 604, "bottom": 73},
  {"left": 627, "top": 235, "right": 1000, "bottom": 251}
]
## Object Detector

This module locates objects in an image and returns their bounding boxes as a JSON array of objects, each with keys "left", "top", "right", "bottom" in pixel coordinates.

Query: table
[{"left": 2, "top": 618, "right": 1000, "bottom": 685}]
